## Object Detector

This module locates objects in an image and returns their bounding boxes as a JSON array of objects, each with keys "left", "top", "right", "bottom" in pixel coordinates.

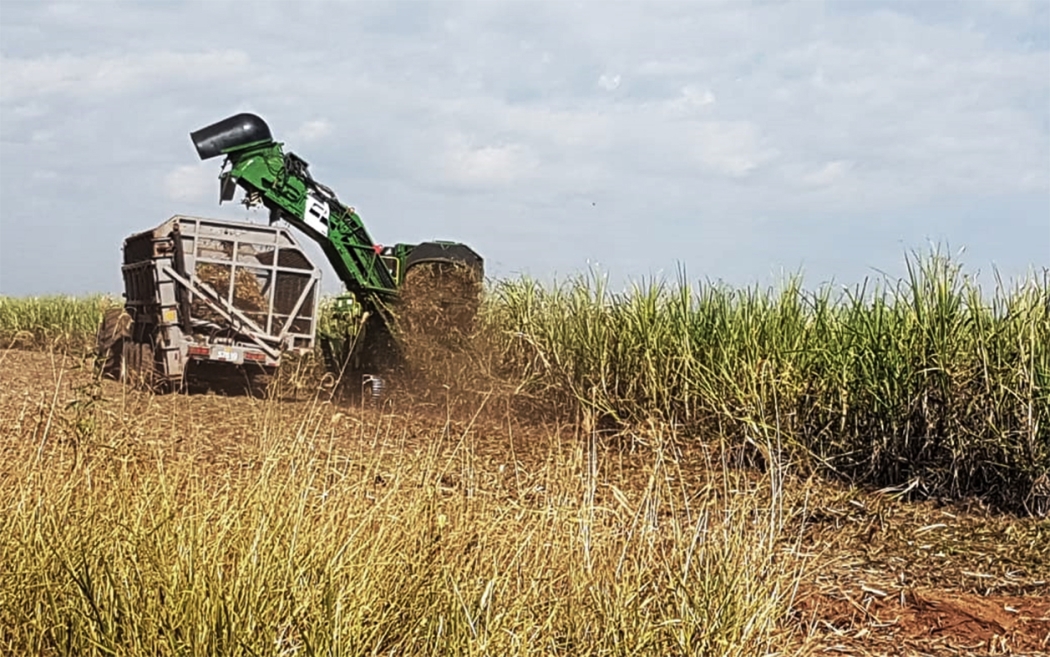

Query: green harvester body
[{"left": 189, "top": 113, "right": 483, "bottom": 375}]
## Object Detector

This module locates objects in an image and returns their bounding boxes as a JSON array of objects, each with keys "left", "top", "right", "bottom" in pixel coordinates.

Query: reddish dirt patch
[{"left": 795, "top": 586, "right": 1050, "bottom": 655}]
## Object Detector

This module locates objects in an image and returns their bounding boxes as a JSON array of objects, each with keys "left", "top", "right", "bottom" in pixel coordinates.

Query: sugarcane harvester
[{"left": 188, "top": 113, "right": 484, "bottom": 382}]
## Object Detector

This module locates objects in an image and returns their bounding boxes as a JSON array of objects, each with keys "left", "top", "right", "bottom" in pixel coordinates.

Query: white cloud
[
  {"left": 598, "top": 73, "right": 621, "bottom": 91},
  {"left": 293, "top": 119, "right": 332, "bottom": 144},
  {"left": 800, "top": 160, "right": 853, "bottom": 187},
  {"left": 438, "top": 134, "right": 541, "bottom": 188},
  {"left": 685, "top": 121, "right": 779, "bottom": 178},
  {"left": 986, "top": 0, "right": 1038, "bottom": 17},
  {"left": 163, "top": 164, "right": 217, "bottom": 203},
  {"left": 0, "top": 0, "right": 1046, "bottom": 296},
  {"left": 0, "top": 49, "right": 251, "bottom": 101},
  {"left": 670, "top": 86, "right": 716, "bottom": 113}
]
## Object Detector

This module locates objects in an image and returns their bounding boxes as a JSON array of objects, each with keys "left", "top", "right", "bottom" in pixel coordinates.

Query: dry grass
[
  {"left": 2, "top": 349, "right": 1047, "bottom": 656},
  {"left": 2, "top": 248, "right": 1048, "bottom": 655},
  {"left": 0, "top": 350, "right": 801, "bottom": 657}
]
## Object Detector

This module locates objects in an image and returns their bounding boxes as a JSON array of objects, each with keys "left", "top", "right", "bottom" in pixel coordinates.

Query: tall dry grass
[{"left": 0, "top": 364, "right": 801, "bottom": 656}]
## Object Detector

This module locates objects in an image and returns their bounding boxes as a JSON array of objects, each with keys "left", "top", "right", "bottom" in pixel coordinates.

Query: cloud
[
  {"left": 0, "top": 49, "right": 251, "bottom": 101},
  {"left": 438, "top": 134, "right": 541, "bottom": 189},
  {"left": 685, "top": 121, "right": 779, "bottom": 178},
  {"left": 163, "top": 164, "right": 217, "bottom": 203},
  {"left": 800, "top": 160, "right": 853, "bottom": 188},
  {"left": 0, "top": 0, "right": 1046, "bottom": 297},
  {"left": 669, "top": 86, "right": 716, "bottom": 113},
  {"left": 598, "top": 74, "right": 621, "bottom": 91},
  {"left": 293, "top": 119, "right": 332, "bottom": 144}
]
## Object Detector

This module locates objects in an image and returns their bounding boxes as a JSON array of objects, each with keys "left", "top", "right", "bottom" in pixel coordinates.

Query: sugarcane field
[
  {"left": 2, "top": 2, "right": 1049, "bottom": 655},
  {"left": 1, "top": 256, "right": 1047, "bottom": 656}
]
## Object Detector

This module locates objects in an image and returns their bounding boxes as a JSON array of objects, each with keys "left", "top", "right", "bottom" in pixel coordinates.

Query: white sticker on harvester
[{"left": 304, "top": 194, "right": 330, "bottom": 235}]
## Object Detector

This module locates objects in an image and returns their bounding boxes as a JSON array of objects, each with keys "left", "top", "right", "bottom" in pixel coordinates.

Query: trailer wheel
[{"left": 95, "top": 307, "right": 132, "bottom": 380}]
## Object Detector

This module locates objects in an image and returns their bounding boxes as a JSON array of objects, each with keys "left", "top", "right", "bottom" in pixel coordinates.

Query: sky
[{"left": 1, "top": 0, "right": 1048, "bottom": 297}]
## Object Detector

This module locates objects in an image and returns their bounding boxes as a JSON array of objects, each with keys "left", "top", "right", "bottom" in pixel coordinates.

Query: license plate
[{"left": 212, "top": 347, "right": 241, "bottom": 363}]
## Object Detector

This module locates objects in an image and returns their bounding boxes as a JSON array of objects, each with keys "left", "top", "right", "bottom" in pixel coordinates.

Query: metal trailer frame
[{"left": 119, "top": 214, "right": 321, "bottom": 388}]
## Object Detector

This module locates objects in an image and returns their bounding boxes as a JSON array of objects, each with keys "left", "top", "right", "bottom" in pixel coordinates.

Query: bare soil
[
  {"left": 2, "top": 347, "right": 1047, "bottom": 656},
  {"left": 795, "top": 588, "right": 1050, "bottom": 655}
]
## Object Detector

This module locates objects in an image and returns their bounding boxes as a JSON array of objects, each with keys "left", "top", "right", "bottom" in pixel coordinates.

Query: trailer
[{"left": 96, "top": 214, "right": 322, "bottom": 391}]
